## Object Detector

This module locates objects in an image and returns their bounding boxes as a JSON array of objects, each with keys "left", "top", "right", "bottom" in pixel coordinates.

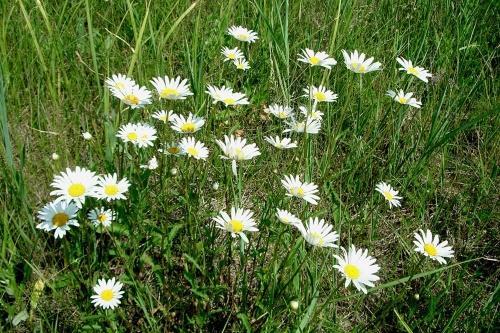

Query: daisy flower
[
  {"left": 113, "top": 84, "right": 152, "bottom": 109},
  {"left": 396, "top": 57, "right": 432, "bottom": 83},
  {"left": 150, "top": 76, "right": 193, "bottom": 100},
  {"left": 341, "top": 50, "right": 382, "bottom": 74},
  {"left": 216, "top": 134, "right": 261, "bottom": 176},
  {"left": 140, "top": 156, "right": 158, "bottom": 170},
  {"left": 386, "top": 90, "right": 422, "bottom": 108},
  {"left": 88, "top": 207, "right": 115, "bottom": 228},
  {"left": 162, "top": 142, "right": 184, "bottom": 156},
  {"left": 179, "top": 137, "right": 209, "bottom": 160},
  {"left": 213, "top": 207, "right": 259, "bottom": 243},
  {"left": 299, "top": 105, "right": 324, "bottom": 120},
  {"left": 334, "top": 245, "right": 381, "bottom": 294},
  {"left": 297, "top": 48, "right": 337, "bottom": 69},
  {"left": 105, "top": 74, "right": 136, "bottom": 93},
  {"left": 136, "top": 123, "right": 157, "bottom": 148},
  {"left": 221, "top": 46, "right": 244, "bottom": 61},
  {"left": 233, "top": 58, "right": 250, "bottom": 71},
  {"left": 413, "top": 229, "right": 454, "bottom": 264},
  {"left": 264, "top": 104, "right": 294, "bottom": 119},
  {"left": 50, "top": 166, "right": 99, "bottom": 207},
  {"left": 152, "top": 110, "right": 176, "bottom": 123},
  {"left": 82, "top": 132, "right": 92, "bottom": 140},
  {"left": 36, "top": 200, "right": 79, "bottom": 239},
  {"left": 276, "top": 209, "right": 302, "bottom": 227},
  {"left": 281, "top": 175, "right": 320, "bottom": 205},
  {"left": 94, "top": 173, "right": 130, "bottom": 201},
  {"left": 227, "top": 26, "right": 259, "bottom": 43},
  {"left": 206, "top": 85, "right": 249, "bottom": 106},
  {"left": 297, "top": 217, "right": 339, "bottom": 248},
  {"left": 303, "top": 85, "right": 338, "bottom": 103},
  {"left": 283, "top": 118, "right": 321, "bottom": 134},
  {"left": 170, "top": 113, "right": 205, "bottom": 134},
  {"left": 264, "top": 136, "right": 298, "bottom": 149},
  {"left": 91, "top": 277, "right": 124, "bottom": 310},
  {"left": 375, "top": 182, "right": 402, "bottom": 208}
]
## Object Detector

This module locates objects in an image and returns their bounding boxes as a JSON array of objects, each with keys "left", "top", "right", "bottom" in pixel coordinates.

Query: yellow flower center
[
  {"left": 229, "top": 219, "right": 243, "bottom": 233},
  {"left": 223, "top": 97, "right": 236, "bottom": 105},
  {"left": 167, "top": 146, "right": 180, "bottom": 154},
  {"left": 124, "top": 94, "right": 139, "bottom": 105},
  {"left": 115, "top": 82, "right": 125, "bottom": 90},
  {"left": 424, "top": 243, "right": 438, "bottom": 256},
  {"left": 98, "top": 214, "right": 107, "bottom": 223},
  {"left": 344, "top": 264, "right": 361, "bottom": 279},
  {"left": 398, "top": 97, "right": 408, "bottom": 104},
  {"left": 104, "top": 184, "right": 119, "bottom": 196},
  {"left": 186, "top": 147, "right": 199, "bottom": 157},
  {"left": 278, "top": 111, "right": 287, "bottom": 118},
  {"left": 160, "top": 87, "right": 179, "bottom": 98},
  {"left": 159, "top": 115, "right": 168, "bottom": 122},
  {"left": 127, "top": 132, "right": 138, "bottom": 141},
  {"left": 383, "top": 191, "right": 394, "bottom": 201},
  {"left": 310, "top": 56, "right": 320, "bottom": 65},
  {"left": 237, "top": 63, "right": 245, "bottom": 69},
  {"left": 52, "top": 212, "right": 69, "bottom": 227},
  {"left": 237, "top": 33, "right": 249, "bottom": 40},
  {"left": 358, "top": 65, "right": 366, "bottom": 73},
  {"left": 100, "top": 289, "right": 114, "bottom": 302},
  {"left": 228, "top": 53, "right": 236, "bottom": 59},
  {"left": 313, "top": 91, "right": 326, "bottom": 102},
  {"left": 180, "top": 122, "right": 196, "bottom": 133},
  {"left": 68, "top": 183, "right": 85, "bottom": 197},
  {"left": 309, "top": 231, "right": 324, "bottom": 246},
  {"left": 408, "top": 67, "right": 418, "bottom": 75},
  {"left": 291, "top": 187, "right": 305, "bottom": 197},
  {"left": 280, "top": 217, "right": 289, "bottom": 223}
]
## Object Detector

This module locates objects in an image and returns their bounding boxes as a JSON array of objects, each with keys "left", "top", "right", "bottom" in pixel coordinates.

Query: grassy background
[{"left": 1, "top": 0, "right": 499, "bottom": 331}]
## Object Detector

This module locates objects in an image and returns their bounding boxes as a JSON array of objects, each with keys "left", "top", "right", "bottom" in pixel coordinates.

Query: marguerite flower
[
  {"left": 221, "top": 46, "right": 244, "bottom": 61},
  {"left": 264, "top": 136, "right": 298, "bottom": 149},
  {"left": 36, "top": 200, "right": 79, "bottom": 239},
  {"left": 233, "top": 58, "right": 250, "bottom": 70},
  {"left": 140, "top": 156, "right": 158, "bottom": 170},
  {"left": 375, "top": 182, "right": 402, "bottom": 208},
  {"left": 94, "top": 173, "right": 130, "bottom": 201},
  {"left": 264, "top": 104, "right": 294, "bottom": 119},
  {"left": 298, "top": 48, "right": 337, "bottom": 69},
  {"left": 179, "top": 137, "right": 209, "bottom": 160},
  {"left": 112, "top": 84, "right": 152, "bottom": 109},
  {"left": 386, "top": 90, "right": 422, "bottom": 108},
  {"left": 298, "top": 217, "right": 339, "bottom": 248},
  {"left": 170, "top": 113, "right": 205, "bottom": 134},
  {"left": 116, "top": 123, "right": 139, "bottom": 145},
  {"left": 281, "top": 175, "right": 320, "bottom": 205},
  {"left": 396, "top": 57, "right": 432, "bottom": 83},
  {"left": 162, "top": 142, "right": 184, "bottom": 156},
  {"left": 150, "top": 76, "right": 193, "bottom": 100},
  {"left": 334, "top": 245, "right": 381, "bottom": 294},
  {"left": 152, "top": 110, "right": 176, "bottom": 123},
  {"left": 206, "top": 85, "right": 249, "bottom": 106},
  {"left": 413, "top": 229, "right": 454, "bottom": 264},
  {"left": 91, "top": 277, "right": 124, "bottom": 310},
  {"left": 227, "top": 26, "right": 259, "bottom": 43},
  {"left": 105, "top": 74, "right": 136, "bottom": 93},
  {"left": 299, "top": 105, "right": 324, "bottom": 120},
  {"left": 136, "top": 123, "right": 157, "bottom": 148},
  {"left": 276, "top": 209, "right": 302, "bottom": 227},
  {"left": 213, "top": 207, "right": 258, "bottom": 243},
  {"left": 341, "top": 50, "right": 382, "bottom": 74},
  {"left": 88, "top": 207, "right": 115, "bottom": 228},
  {"left": 283, "top": 118, "right": 321, "bottom": 134},
  {"left": 50, "top": 166, "right": 99, "bottom": 207},
  {"left": 216, "top": 135, "right": 261, "bottom": 176},
  {"left": 303, "top": 85, "right": 338, "bottom": 103}
]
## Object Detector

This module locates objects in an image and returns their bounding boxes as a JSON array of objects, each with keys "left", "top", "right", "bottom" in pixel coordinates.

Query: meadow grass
[{"left": 0, "top": 0, "right": 498, "bottom": 331}]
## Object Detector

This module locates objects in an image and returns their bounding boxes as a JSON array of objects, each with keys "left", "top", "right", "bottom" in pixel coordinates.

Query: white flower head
[
  {"left": 50, "top": 166, "right": 99, "bottom": 207},
  {"left": 88, "top": 207, "right": 115, "bottom": 228},
  {"left": 297, "top": 217, "right": 339, "bottom": 248},
  {"left": 413, "top": 229, "right": 454, "bottom": 264},
  {"left": 396, "top": 57, "right": 432, "bottom": 83},
  {"left": 82, "top": 132, "right": 92, "bottom": 140},
  {"left": 233, "top": 58, "right": 250, "bottom": 71},
  {"left": 221, "top": 46, "right": 244, "bottom": 61},
  {"left": 162, "top": 142, "right": 184, "bottom": 156},
  {"left": 264, "top": 104, "right": 294, "bottom": 119},
  {"left": 206, "top": 85, "right": 249, "bottom": 107},
  {"left": 299, "top": 105, "right": 324, "bottom": 120},
  {"left": 216, "top": 134, "right": 261, "bottom": 176},
  {"left": 227, "top": 26, "right": 259, "bottom": 43},
  {"left": 386, "top": 90, "right": 422, "bottom": 108},
  {"left": 116, "top": 123, "right": 157, "bottom": 148},
  {"left": 276, "top": 209, "right": 302, "bottom": 228},
  {"left": 150, "top": 76, "right": 193, "bottom": 100},
  {"left": 179, "top": 137, "right": 209, "bottom": 160},
  {"left": 213, "top": 207, "right": 259, "bottom": 243},
  {"left": 105, "top": 74, "right": 136, "bottom": 93},
  {"left": 91, "top": 277, "right": 124, "bottom": 310},
  {"left": 264, "top": 136, "right": 298, "bottom": 149},
  {"left": 303, "top": 85, "right": 338, "bottom": 103},
  {"left": 281, "top": 175, "right": 320, "bottom": 205},
  {"left": 375, "top": 182, "right": 402, "bottom": 208},
  {"left": 95, "top": 173, "right": 130, "bottom": 201},
  {"left": 283, "top": 117, "right": 321, "bottom": 134},
  {"left": 341, "top": 50, "right": 382, "bottom": 74},
  {"left": 140, "top": 156, "right": 158, "bottom": 170},
  {"left": 298, "top": 48, "right": 337, "bottom": 69},
  {"left": 36, "top": 200, "right": 80, "bottom": 239},
  {"left": 152, "top": 110, "right": 176, "bottom": 123},
  {"left": 334, "top": 245, "right": 381, "bottom": 294},
  {"left": 112, "top": 84, "right": 152, "bottom": 109},
  {"left": 51, "top": 153, "right": 59, "bottom": 160},
  {"left": 170, "top": 113, "right": 205, "bottom": 134}
]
